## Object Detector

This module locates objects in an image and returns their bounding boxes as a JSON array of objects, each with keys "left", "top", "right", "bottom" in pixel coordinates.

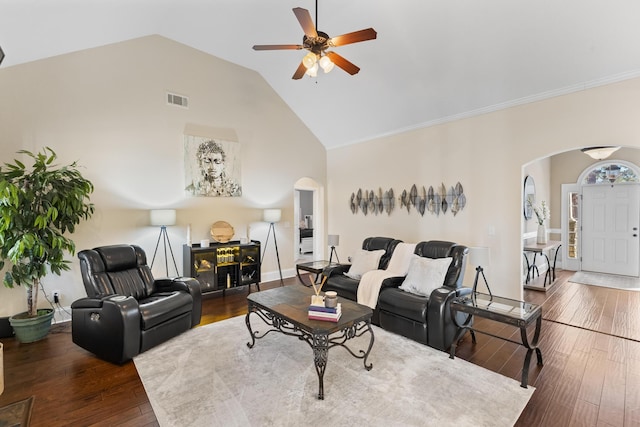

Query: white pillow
[
  {"left": 344, "top": 249, "right": 386, "bottom": 280},
  {"left": 399, "top": 256, "right": 453, "bottom": 297}
]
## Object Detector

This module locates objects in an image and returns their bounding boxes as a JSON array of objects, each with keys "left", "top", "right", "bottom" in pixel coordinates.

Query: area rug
[
  {"left": 134, "top": 316, "right": 534, "bottom": 427},
  {"left": 569, "top": 271, "right": 640, "bottom": 291}
]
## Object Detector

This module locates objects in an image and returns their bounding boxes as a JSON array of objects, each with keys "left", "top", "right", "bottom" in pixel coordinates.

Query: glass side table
[
  {"left": 295, "top": 260, "right": 342, "bottom": 286},
  {"left": 449, "top": 292, "right": 543, "bottom": 388}
]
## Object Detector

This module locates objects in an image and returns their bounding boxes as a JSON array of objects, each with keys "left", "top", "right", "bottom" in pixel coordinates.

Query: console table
[
  {"left": 449, "top": 292, "right": 543, "bottom": 388},
  {"left": 523, "top": 240, "right": 562, "bottom": 289},
  {"left": 183, "top": 241, "right": 261, "bottom": 295}
]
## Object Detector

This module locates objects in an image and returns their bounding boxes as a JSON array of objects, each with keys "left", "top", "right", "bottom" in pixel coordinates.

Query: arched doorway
[
  {"left": 293, "top": 177, "right": 325, "bottom": 263},
  {"left": 562, "top": 160, "right": 640, "bottom": 276}
]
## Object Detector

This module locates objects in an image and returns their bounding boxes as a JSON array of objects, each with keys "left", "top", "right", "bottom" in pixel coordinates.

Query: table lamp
[
  {"left": 328, "top": 234, "right": 340, "bottom": 263},
  {"left": 469, "top": 246, "right": 493, "bottom": 299}
]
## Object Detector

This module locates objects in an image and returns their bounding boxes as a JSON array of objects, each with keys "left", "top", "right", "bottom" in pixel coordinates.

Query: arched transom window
[{"left": 582, "top": 162, "right": 639, "bottom": 185}]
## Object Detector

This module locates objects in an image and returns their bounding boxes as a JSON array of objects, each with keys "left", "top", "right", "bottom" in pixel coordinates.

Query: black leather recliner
[
  {"left": 71, "top": 244, "right": 202, "bottom": 364},
  {"left": 378, "top": 240, "right": 469, "bottom": 350}
]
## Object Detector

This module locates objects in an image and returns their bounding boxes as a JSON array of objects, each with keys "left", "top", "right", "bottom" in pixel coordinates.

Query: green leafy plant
[{"left": 0, "top": 147, "right": 94, "bottom": 317}]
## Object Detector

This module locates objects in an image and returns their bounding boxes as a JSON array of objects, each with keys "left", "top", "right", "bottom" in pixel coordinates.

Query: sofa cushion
[
  {"left": 322, "top": 274, "right": 359, "bottom": 301},
  {"left": 344, "top": 249, "right": 385, "bottom": 279},
  {"left": 138, "top": 291, "right": 193, "bottom": 330},
  {"left": 378, "top": 288, "right": 428, "bottom": 323},
  {"left": 399, "top": 256, "right": 453, "bottom": 296}
]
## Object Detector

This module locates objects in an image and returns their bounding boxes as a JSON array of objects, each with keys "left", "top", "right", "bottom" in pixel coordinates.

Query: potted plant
[
  {"left": 0, "top": 147, "right": 94, "bottom": 343},
  {"left": 528, "top": 199, "right": 550, "bottom": 244}
]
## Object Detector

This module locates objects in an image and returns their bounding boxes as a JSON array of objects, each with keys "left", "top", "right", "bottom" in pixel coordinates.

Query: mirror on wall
[{"left": 523, "top": 175, "right": 536, "bottom": 220}]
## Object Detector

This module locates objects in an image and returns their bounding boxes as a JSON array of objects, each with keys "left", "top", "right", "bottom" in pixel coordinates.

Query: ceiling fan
[{"left": 252, "top": 1, "right": 377, "bottom": 79}]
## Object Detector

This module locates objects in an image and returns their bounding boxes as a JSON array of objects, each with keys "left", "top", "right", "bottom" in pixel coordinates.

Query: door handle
[
  {"left": 634, "top": 234, "right": 638, "bottom": 237},
  {"left": 634, "top": 227, "right": 639, "bottom": 231}
]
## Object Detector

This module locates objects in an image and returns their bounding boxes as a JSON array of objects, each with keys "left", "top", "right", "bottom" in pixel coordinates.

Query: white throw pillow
[
  {"left": 399, "top": 256, "right": 453, "bottom": 297},
  {"left": 344, "top": 249, "right": 386, "bottom": 280}
]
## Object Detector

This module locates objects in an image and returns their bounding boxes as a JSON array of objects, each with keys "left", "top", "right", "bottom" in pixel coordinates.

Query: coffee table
[{"left": 245, "top": 285, "right": 374, "bottom": 399}]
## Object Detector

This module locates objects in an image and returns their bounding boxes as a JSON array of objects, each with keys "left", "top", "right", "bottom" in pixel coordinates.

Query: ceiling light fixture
[
  {"left": 580, "top": 146, "right": 620, "bottom": 160},
  {"left": 302, "top": 52, "right": 317, "bottom": 69},
  {"left": 302, "top": 52, "right": 334, "bottom": 76},
  {"left": 252, "top": 0, "right": 376, "bottom": 80},
  {"left": 319, "top": 55, "right": 334, "bottom": 73},
  {"left": 305, "top": 61, "right": 319, "bottom": 77}
]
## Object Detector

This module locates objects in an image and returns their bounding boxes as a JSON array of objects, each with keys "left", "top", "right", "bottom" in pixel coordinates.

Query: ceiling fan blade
[
  {"left": 252, "top": 44, "right": 303, "bottom": 51},
  {"left": 293, "top": 7, "right": 318, "bottom": 38},
  {"left": 292, "top": 62, "right": 307, "bottom": 80},
  {"left": 329, "top": 28, "right": 377, "bottom": 47},
  {"left": 326, "top": 52, "right": 360, "bottom": 75}
]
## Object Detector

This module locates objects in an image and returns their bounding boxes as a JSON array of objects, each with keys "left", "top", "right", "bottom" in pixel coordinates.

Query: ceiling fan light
[
  {"left": 581, "top": 146, "right": 621, "bottom": 160},
  {"left": 302, "top": 52, "right": 317, "bottom": 69},
  {"left": 305, "top": 62, "right": 319, "bottom": 77},
  {"left": 319, "top": 55, "right": 334, "bottom": 73}
]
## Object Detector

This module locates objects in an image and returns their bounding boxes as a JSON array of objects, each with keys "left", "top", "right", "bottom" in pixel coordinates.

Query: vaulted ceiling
[{"left": 2, "top": 0, "right": 640, "bottom": 149}]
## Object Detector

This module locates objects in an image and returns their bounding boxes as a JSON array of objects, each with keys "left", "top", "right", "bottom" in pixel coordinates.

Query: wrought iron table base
[
  {"left": 450, "top": 310, "right": 543, "bottom": 388},
  {"left": 246, "top": 304, "right": 374, "bottom": 399}
]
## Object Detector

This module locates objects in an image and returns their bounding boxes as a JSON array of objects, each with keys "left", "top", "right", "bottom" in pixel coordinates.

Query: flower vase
[{"left": 537, "top": 224, "right": 547, "bottom": 244}]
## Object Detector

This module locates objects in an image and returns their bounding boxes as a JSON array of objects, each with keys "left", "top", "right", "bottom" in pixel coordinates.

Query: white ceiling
[{"left": 2, "top": 0, "right": 640, "bottom": 150}]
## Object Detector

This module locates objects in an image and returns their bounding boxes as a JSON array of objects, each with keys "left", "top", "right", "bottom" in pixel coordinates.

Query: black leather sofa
[
  {"left": 324, "top": 238, "right": 468, "bottom": 351},
  {"left": 71, "top": 244, "right": 202, "bottom": 364}
]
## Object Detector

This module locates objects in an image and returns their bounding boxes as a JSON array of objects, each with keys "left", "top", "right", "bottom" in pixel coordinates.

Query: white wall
[
  {"left": 327, "top": 76, "right": 640, "bottom": 299},
  {"left": 0, "top": 35, "right": 327, "bottom": 316}
]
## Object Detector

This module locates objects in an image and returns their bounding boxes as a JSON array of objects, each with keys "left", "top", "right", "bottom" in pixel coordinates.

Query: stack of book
[{"left": 308, "top": 303, "right": 342, "bottom": 322}]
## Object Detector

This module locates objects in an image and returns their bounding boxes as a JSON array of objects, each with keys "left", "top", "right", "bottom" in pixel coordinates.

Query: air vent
[{"left": 167, "top": 92, "right": 189, "bottom": 108}]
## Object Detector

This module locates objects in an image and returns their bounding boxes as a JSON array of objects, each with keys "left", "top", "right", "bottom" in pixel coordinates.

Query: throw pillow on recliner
[
  {"left": 399, "top": 255, "right": 453, "bottom": 296},
  {"left": 344, "top": 249, "right": 386, "bottom": 280}
]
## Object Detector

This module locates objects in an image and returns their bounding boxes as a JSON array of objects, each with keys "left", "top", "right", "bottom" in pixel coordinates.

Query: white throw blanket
[{"left": 357, "top": 242, "right": 417, "bottom": 309}]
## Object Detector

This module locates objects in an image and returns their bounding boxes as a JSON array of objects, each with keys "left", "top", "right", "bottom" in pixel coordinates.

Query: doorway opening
[{"left": 293, "top": 178, "right": 325, "bottom": 264}]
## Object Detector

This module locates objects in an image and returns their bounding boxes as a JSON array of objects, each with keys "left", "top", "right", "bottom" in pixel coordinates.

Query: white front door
[{"left": 581, "top": 183, "right": 640, "bottom": 276}]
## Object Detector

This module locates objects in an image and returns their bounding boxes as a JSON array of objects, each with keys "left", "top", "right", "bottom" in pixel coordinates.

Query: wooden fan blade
[
  {"left": 329, "top": 28, "right": 377, "bottom": 47},
  {"left": 292, "top": 62, "right": 307, "bottom": 80},
  {"left": 253, "top": 44, "right": 303, "bottom": 51},
  {"left": 325, "top": 51, "right": 360, "bottom": 75},
  {"left": 293, "top": 7, "right": 318, "bottom": 38}
]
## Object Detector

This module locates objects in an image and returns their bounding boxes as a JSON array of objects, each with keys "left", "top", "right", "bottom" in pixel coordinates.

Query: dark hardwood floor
[{"left": 1, "top": 272, "right": 639, "bottom": 426}]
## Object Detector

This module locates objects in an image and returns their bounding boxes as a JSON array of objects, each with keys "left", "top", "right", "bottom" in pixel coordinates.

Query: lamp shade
[
  {"left": 581, "top": 146, "right": 620, "bottom": 160},
  {"left": 328, "top": 234, "right": 340, "bottom": 246},
  {"left": 150, "top": 209, "right": 176, "bottom": 226},
  {"left": 263, "top": 208, "right": 282, "bottom": 223},
  {"left": 469, "top": 247, "right": 490, "bottom": 268}
]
